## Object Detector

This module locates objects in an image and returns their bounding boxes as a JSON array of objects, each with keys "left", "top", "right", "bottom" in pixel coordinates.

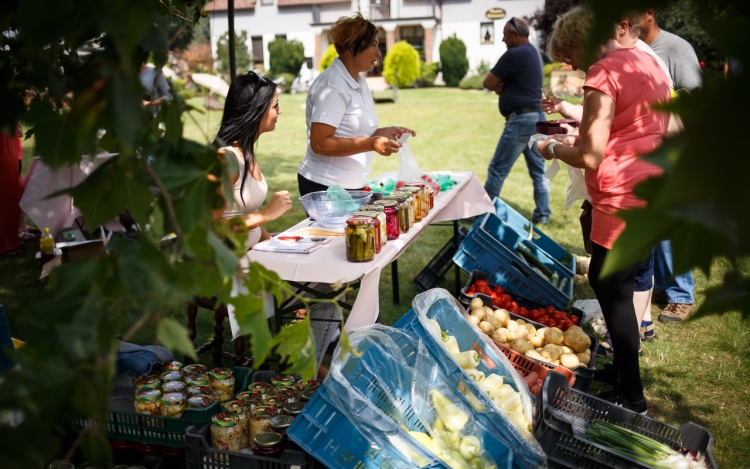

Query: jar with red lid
[
  {"left": 353, "top": 211, "right": 381, "bottom": 254},
  {"left": 374, "top": 200, "right": 400, "bottom": 240},
  {"left": 345, "top": 217, "right": 375, "bottom": 262},
  {"left": 251, "top": 432, "right": 284, "bottom": 459}
]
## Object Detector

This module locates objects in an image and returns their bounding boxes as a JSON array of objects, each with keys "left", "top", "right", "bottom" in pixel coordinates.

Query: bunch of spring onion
[{"left": 586, "top": 420, "right": 709, "bottom": 469}]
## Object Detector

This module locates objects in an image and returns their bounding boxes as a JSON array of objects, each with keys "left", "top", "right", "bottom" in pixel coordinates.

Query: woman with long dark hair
[{"left": 214, "top": 71, "right": 292, "bottom": 248}]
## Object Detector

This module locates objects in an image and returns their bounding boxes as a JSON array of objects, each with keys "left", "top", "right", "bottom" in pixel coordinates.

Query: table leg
[
  {"left": 212, "top": 307, "right": 225, "bottom": 368},
  {"left": 454, "top": 220, "right": 461, "bottom": 296},
  {"left": 185, "top": 302, "right": 198, "bottom": 364},
  {"left": 392, "top": 259, "right": 400, "bottom": 305}
]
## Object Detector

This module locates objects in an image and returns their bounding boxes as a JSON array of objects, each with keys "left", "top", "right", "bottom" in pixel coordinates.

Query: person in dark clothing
[{"left": 482, "top": 17, "right": 550, "bottom": 224}]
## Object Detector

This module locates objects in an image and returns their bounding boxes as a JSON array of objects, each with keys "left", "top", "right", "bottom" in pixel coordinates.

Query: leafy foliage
[
  {"left": 582, "top": 0, "right": 750, "bottom": 321},
  {"left": 531, "top": 0, "right": 581, "bottom": 52},
  {"left": 417, "top": 61, "right": 440, "bottom": 87},
  {"left": 656, "top": 0, "right": 723, "bottom": 72},
  {"left": 0, "top": 0, "right": 320, "bottom": 466},
  {"left": 458, "top": 74, "right": 485, "bottom": 90},
  {"left": 319, "top": 43, "right": 338, "bottom": 71},
  {"left": 268, "top": 39, "right": 306, "bottom": 77},
  {"left": 216, "top": 30, "right": 252, "bottom": 80},
  {"left": 439, "top": 36, "right": 469, "bottom": 87},
  {"left": 383, "top": 41, "right": 420, "bottom": 89}
]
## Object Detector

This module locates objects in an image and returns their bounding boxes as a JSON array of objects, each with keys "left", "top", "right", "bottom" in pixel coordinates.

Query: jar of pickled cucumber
[
  {"left": 345, "top": 217, "right": 375, "bottom": 263},
  {"left": 134, "top": 389, "right": 162, "bottom": 416},
  {"left": 361, "top": 205, "right": 387, "bottom": 246},
  {"left": 400, "top": 187, "right": 423, "bottom": 221},
  {"left": 405, "top": 182, "right": 431, "bottom": 216},
  {"left": 208, "top": 368, "right": 235, "bottom": 403},
  {"left": 161, "top": 392, "right": 187, "bottom": 418},
  {"left": 211, "top": 413, "right": 240, "bottom": 461},
  {"left": 385, "top": 195, "right": 412, "bottom": 233},
  {"left": 224, "top": 400, "right": 252, "bottom": 448},
  {"left": 374, "top": 200, "right": 400, "bottom": 240},
  {"left": 353, "top": 211, "right": 381, "bottom": 254}
]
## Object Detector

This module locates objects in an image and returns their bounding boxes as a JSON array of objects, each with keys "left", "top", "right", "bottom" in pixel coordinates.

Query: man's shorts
[{"left": 634, "top": 250, "right": 655, "bottom": 292}]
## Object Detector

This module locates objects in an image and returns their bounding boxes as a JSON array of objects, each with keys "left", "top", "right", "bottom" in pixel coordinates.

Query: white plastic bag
[
  {"left": 529, "top": 133, "right": 590, "bottom": 210},
  {"left": 396, "top": 134, "right": 425, "bottom": 182}
]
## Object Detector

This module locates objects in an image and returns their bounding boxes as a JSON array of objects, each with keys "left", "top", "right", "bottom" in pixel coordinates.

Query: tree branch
[
  {"left": 159, "top": 0, "right": 193, "bottom": 22},
  {"left": 141, "top": 159, "right": 184, "bottom": 257}
]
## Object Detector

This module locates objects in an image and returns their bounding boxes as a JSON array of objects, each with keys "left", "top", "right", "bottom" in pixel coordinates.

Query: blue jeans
[
  {"left": 484, "top": 111, "right": 551, "bottom": 221},
  {"left": 654, "top": 240, "right": 694, "bottom": 304}
]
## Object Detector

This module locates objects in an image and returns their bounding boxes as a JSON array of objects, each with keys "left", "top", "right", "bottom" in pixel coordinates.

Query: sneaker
[
  {"left": 531, "top": 216, "right": 549, "bottom": 225},
  {"left": 597, "top": 389, "right": 648, "bottom": 415},
  {"left": 658, "top": 303, "right": 694, "bottom": 322},
  {"left": 652, "top": 290, "right": 668, "bottom": 306},
  {"left": 594, "top": 364, "right": 618, "bottom": 386},
  {"left": 639, "top": 321, "right": 655, "bottom": 341}
]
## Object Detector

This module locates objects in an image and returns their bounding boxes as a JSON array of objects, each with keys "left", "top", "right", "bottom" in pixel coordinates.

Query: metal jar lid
[
  {"left": 283, "top": 402, "right": 305, "bottom": 416},
  {"left": 373, "top": 200, "right": 398, "bottom": 207},
  {"left": 254, "top": 432, "right": 283, "bottom": 447},
  {"left": 268, "top": 414, "right": 294, "bottom": 429},
  {"left": 299, "top": 388, "right": 317, "bottom": 402}
]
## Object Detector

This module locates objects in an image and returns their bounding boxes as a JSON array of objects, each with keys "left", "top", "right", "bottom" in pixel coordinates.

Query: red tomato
[
  {"left": 539, "top": 315, "right": 550, "bottom": 324},
  {"left": 552, "top": 312, "right": 566, "bottom": 322},
  {"left": 493, "top": 286, "right": 504, "bottom": 296},
  {"left": 395, "top": 180, "right": 407, "bottom": 190},
  {"left": 500, "top": 301, "right": 512, "bottom": 310},
  {"left": 490, "top": 292, "right": 497, "bottom": 300},
  {"left": 510, "top": 301, "right": 518, "bottom": 310},
  {"left": 560, "top": 321, "right": 573, "bottom": 332},
  {"left": 502, "top": 294, "right": 512, "bottom": 303},
  {"left": 475, "top": 279, "right": 487, "bottom": 287},
  {"left": 545, "top": 306, "right": 556, "bottom": 314},
  {"left": 570, "top": 315, "right": 580, "bottom": 325},
  {"left": 420, "top": 174, "right": 433, "bottom": 183},
  {"left": 529, "top": 310, "right": 542, "bottom": 321},
  {"left": 518, "top": 307, "right": 528, "bottom": 316},
  {"left": 547, "top": 319, "right": 557, "bottom": 328},
  {"left": 481, "top": 286, "right": 493, "bottom": 295},
  {"left": 508, "top": 306, "right": 518, "bottom": 314}
]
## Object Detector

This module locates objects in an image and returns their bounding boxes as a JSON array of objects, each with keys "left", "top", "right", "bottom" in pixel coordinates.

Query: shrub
[
  {"left": 459, "top": 74, "right": 485, "bottom": 90},
  {"left": 171, "top": 78, "right": 196, "bottom": 99},
  {"left": 268, "top": 39, "right": 306, "bottom": 77},
  {"left": 271, "top": 72, "right": 296, "bottom": 93},
  {"left": 319, "top": 44, "right": 338, "bottom": 71},
  {"left": 184, "top": 41, "right": 214, "bottom": 74},
  {"left": 216, "top": 31, "right": 252, "bottom": 80},
  {"left": 439, "top": 36, "right": 469, "bottom": 87},
  {"left": 383, "top": 41, "right": 420, "bottom": 88},
  {"left": 544, "top": 62, "right": 564, "bottom": 77},
  {"left": 477, "top": 59, "right": 492, "bottom": 75},
  {"left": 417, "top": 61, "right": 440, "bottom": 87}
]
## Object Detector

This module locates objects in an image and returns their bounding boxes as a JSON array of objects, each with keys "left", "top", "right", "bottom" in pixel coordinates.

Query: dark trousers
[
  {"left": 297, "top": 173, "right": 364, "bottom": 197},
  {"left": 588, "top": 241, "right": 644, "bottom": 402}
]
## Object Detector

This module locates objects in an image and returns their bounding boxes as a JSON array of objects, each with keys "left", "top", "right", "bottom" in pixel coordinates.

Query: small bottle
[{"left": 40, "top": 227, "right": 55, "bottom": 264}]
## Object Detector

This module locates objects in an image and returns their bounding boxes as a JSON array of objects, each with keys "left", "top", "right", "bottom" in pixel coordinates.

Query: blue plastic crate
[
  {"left": 288, "top": 330, "right": 514, "bottom": 469},
  {"left": 393, "top": 299, "right": 547, "bottom": 469},
  {"left": 493, "top": 198, "right": 576, "bottom": 274},
  {"left": 0, "top": 305, "right": 16, "bottom": 372},
  {"left": 453, "top": 213, "right": 573, "bottom": 310}
]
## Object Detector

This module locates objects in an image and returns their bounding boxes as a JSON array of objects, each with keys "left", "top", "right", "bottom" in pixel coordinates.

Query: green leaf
[
  {"left": 601, "top": 207, "right": 669, "bottom": 277},
  {"left": 26, "top": 100, "right": 81, "bottom": 168},
  {"left": 691, "top": 272, "right": 750, "bottom": 322},
  {"left": 80, "top": 430, "right": 112, "bottom": 466},
  {"left": 157, "top": 318, "right": 198, "bottom": 360},
  {"left": 207, "top": 230, "right": 240, "bottom": 279},
  {"left": 107, "top": 73, "right": 145, "bottom": 148},
  {"left": 229, "top": 280, "right": 272, "bottom": 365},
  {"left": 272, "top": 318, "right": 317, "bottom": 380}
]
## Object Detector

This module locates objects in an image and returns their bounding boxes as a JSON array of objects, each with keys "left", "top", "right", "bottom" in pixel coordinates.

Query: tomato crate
[
  {"left": 392, "top": 298, "right": 546, "bottom": 469},
  {"left": 492, "top": 341, "right": 576, "bottom": 391},
  {"left": 534, "top": 372, "right": 718, "bottom": 469},
  {"left": 453, "top": 213, "right": 573, "bottom": 310},
  {"left": 492, "top": 198, "right": 576, "bottom": 275},
  {"left": 185, "top": 422, "right": 314, "bottom": 469},
  {"left": 0, "top": 305, "right": 17, "bottom": 372},
  {"left": 65, "top": 366, "right": 252, "bottom": 448}
]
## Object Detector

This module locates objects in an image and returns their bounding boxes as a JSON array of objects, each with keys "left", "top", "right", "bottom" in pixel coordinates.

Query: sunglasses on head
[
  {"left": 508, "top": 17, "right": 522, "bottom": 34},
  {"left": 247, "top": 70, "right": 272, "bottom": 85}
]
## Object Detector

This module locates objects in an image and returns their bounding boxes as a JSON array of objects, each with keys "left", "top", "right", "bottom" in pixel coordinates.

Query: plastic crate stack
[{"left": 453, "top": 198, "right": 575, "bottom": 310}]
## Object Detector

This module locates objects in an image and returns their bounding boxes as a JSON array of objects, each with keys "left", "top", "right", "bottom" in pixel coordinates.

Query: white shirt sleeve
[{"left": 310, "top": 85, "right": 349, "bottom": 129}]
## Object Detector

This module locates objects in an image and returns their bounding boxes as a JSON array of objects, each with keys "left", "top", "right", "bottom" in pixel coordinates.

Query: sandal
[
  {"left": 596, "top": 333, "right": 643, "bottom": 358},
  {"left": 640, "top": 321, "right": 655, "bottom": 342}
]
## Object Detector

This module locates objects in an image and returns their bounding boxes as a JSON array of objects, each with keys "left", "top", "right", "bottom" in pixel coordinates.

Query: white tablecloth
[{"left": 244, "top": 171, "right": 494, "bottom": 331}]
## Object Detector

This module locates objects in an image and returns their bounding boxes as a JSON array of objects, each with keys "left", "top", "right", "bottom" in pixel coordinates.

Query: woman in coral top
[{"left": 538, "top": 6, "right": 671, "bottom": 414}]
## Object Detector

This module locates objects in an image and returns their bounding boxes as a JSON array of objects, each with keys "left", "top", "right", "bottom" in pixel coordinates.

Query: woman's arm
[
  {"left": 371, "top": 126, "right": 417, "bottom": 140},
  {"left": 537, "top": 88, "right": 615, "bottom": 170},
  {"left": 541, "top": 99, "right": 584, "bottom": 122},
  {"left": 310, "top": 123, "right": 401, "bottom": 156}
]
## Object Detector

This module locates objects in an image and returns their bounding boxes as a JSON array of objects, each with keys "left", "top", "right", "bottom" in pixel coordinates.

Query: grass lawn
[{"left": 2, "top": 88, "right": 748, "bottom": 468}]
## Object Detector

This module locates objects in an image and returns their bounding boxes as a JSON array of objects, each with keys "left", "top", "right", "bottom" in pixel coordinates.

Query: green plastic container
[{"left": 65, "top": 366, "right": 252, "bottom": 448}]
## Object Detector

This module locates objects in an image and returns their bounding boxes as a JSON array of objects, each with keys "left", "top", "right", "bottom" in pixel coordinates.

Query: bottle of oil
[{"left": 39, "top": 228, "right": 55, "bottom": 265}]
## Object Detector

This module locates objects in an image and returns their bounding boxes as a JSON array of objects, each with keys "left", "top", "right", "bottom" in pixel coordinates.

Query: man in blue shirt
[{"left": 482, "top": 17, "right": 550, "bottom": 224}]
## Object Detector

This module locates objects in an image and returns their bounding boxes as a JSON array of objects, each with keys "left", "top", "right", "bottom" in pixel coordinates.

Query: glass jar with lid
[
  {"left": 251, "top": 432, "right": 284, "bottom": 459},
  {"left": 188, "top": 385, "right": 212, "bottom": 396},
  {"left": 282, "top": 402, "right": 305, "bottom": 416},
  {"left": 271, "top": 375, "right": 297, "bottom": 388},
  {"left": 297, "top": 378, "right": 321, "bottom": 392},
  {"left": 384, "top": 195, "right": 412, "bottom": 233},
  {"left": 361, "top": 205, "right": 388, "bottom": 246},
  {"left": 247, "top": 381, "right": 273, "bottom": 397},
  {"left": 274, "top": 385, "right": 299, "bottom": 403},
  {"left": 159, "top": 370, "right": 183, "bottom": 383},
  {"left": 182, "top": 364, "right": 207, "bottom": 375},
  {"left": 184, "top": 374, "right": 209, "bottom": 387},
  {"left": 161, "top": 392, "right": 187, "bottom": 418},
  {"left": 187, "top": 394, "right": 213, "bottom": 409},
  {"left": 224, "top": 400, "right": 252, "bottom": 448},
  {"left": 134, "top": 389, "right": 162, "bottom": 416},
  {"left": 162, "top": 380, "right": 187, "bottom": 394},
  {"left": 236, "top": 391, "right": 262, "bottom": 409},
  {"left": 345, "top": 217, "right": 375, "bottom": 263},
  {"left": 210, "top": 413, "right": 240, "bottom": 461},
  {"left": 374, "top": 200, "right": 400, "bottom": 240},
  {"left": 250, "top": 405, "right": 278, "bottom": 444},
  {"left": 268, "top": 414, "right": 295, "bottom": 448},
  {"left": 134, "top": 376, "right": 161, "bottom": 392},
  {"left": 353, "top": 211, "right": 381, "bottom": 254},
  {"left": 299, "top": 388, "right": 317, "bottom": 403},
  {"left": 161, "top": 361, "right": 183, "bottom": 372},
  {"left": 399, "top": 187, "right": 423, "bottom": 221},
  {"left": 208, "top": 368, "right": 235, "bottom": 403},
  {"left": 405, "top": 182, "right": 431, "bottom": 216}
]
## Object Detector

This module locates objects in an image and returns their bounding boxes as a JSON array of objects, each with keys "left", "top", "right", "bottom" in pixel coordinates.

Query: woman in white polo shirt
[{"left": 298, "top": 13, "right": 416, "bottom": 196}]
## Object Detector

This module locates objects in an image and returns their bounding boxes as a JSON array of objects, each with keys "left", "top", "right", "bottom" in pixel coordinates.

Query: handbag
[{"left": 580, "top": 200, "right": 594, "bottom": 255}]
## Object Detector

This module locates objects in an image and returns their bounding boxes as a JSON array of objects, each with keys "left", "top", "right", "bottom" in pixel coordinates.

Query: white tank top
[{"left": 221, "top": 146, "right": 268, "bottom": 248}]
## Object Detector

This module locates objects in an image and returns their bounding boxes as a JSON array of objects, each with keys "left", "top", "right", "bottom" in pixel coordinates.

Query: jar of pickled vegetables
[
  {"left": 405, "top": 182, "right": 431, "bottom": 216},
  {"left": 271, "top": 375, "right": 298, "bottom": 388},
  {"left": 161, "top": 392, "right": 187, "bottom": 418},
  {"left": 274, "top": 386, "right": 298, "bottom": 403},
  {"left": 251, "top": 432, "right": 284, "bottom": 459},
  {"left": 374, "top": 200, "right": 400, "bottom": 240},
  {"left": 162, "top": 380, "right": 187, "bottom": 394},
  {"left": 210, "top": 413, "right": 240, "bottom": 461},
  {"left": 282, "top": 402, "right": 305, "bottom": 416},
  {"left": 361, "top": 205, "right": 388, "bottom": 246},
  {"left": 224, "top": 400, "right": 252, "bottom": 448},
  {"left": 160, "top": 370, "right": 183, "bottom": 383},
  {"left": 209, "top": 368, "right": 235, "bottom": 403},
  {"left": 247, "top": 381, "right": 273, "bottom": 397},
  {"left": 188, "top": 385, "right": 212, "bottom": 396},
  {"left": 236, "top": 391, "right": 262, "bottom": 409},
  {"left": 134, "top": 376, "right": 161, "bottom": 391},
  {"left": 353, "top": 211, "right": 381, "bottom": 254},
  {"left": 262, "top": 394, "right": 288, "bottom": 407},
  {"left": 345, "top": 217, "right": 375, "bottom": 263},
  {"left": 299, "top": 388, "right": 316, "bottom": 403},
  {"left": 267, "top": 414, "right": 295, "bottom": 448},
  {"left": 400, "top": 187, "right": 423, "bottom": 221},
  {"left": 184, "top": 374, "right": 209, "bottom": 388},
  {"left": 161, "top": 361, "right": 183, "bottom": 372},
  {"left": 297, "top": 378, "right": 321, "bottom": 392},
  {"left": 182, "top": 364, "right": 207, "bottom": 375},
  {"left": 250, "top": 406, "right": 277, "bottom": 444},
  {"left": 385, "top": 195, "right": 412, "bottom": 233},
  {"left": 134, "top": 389, "right": 162, "bottom": 415},
  {"left": 187, "top": 394, "right": 213, "bottom": 409}
]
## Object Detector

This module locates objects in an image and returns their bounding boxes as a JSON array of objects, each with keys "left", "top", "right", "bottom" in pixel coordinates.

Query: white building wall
[
  {"left": 320, "top": 3, "right": 355, "bottom": 23},
  {"left": 399, "top": 0, "right": 434, "bottom": 19}
]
